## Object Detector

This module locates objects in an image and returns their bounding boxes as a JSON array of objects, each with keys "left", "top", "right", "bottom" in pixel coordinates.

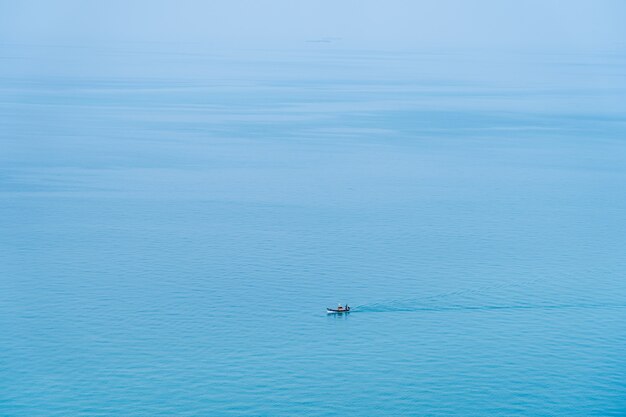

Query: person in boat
[
  {"left": 337, "top": 303, "right": 344, "bottom": 311},
  {"left": 345, "top": 304, "right": 349, "bottom": 311}
]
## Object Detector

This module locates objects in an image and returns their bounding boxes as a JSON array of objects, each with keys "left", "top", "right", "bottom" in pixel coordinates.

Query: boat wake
[
  {"left": 350, "top": 279, "right": 626, "bottom": 314},
  {"left": 352, "top": 301, "right": 626, "bottom": 314}
]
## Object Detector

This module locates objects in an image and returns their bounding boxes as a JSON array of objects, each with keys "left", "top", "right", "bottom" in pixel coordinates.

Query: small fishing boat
[{"left": 327, "top": 306, "right": 350, "bottom": 313}]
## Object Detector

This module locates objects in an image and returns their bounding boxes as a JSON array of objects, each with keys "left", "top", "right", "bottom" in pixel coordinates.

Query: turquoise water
[{"left": 2, "top": 45, "right": 626, "bottom": 416}]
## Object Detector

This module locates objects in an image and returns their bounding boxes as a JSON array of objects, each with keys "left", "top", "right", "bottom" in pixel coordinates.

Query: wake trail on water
[
  {"left": 351, "top": 279, "right": 626, "bottom": 313},
  {"left": 352, "top": 302, "right": 626, "bottom": 313}
]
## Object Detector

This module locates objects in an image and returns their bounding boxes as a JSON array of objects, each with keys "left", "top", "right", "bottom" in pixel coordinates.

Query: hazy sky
[{"left": 1, "top": 0, "right": 625, "bottom": 50}]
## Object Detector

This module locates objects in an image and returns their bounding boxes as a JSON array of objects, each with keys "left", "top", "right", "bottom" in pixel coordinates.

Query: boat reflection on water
[{"left": 327, "top": 311, "right": 350, "bottom": 319}]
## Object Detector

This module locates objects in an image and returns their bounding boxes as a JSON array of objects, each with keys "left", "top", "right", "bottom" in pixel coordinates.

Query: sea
[{"left": 1, "top": 43, "right": 626, "bottom": 416}]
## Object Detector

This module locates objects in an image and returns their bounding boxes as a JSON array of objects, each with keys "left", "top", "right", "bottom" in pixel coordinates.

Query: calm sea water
[{"left": 2, "top": 44, "right": 626, "bottom": 416}]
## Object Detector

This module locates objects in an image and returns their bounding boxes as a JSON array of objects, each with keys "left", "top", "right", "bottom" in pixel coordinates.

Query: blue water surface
[{"left": 1, "top": 44, "right": 626, "bottom": 416}]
